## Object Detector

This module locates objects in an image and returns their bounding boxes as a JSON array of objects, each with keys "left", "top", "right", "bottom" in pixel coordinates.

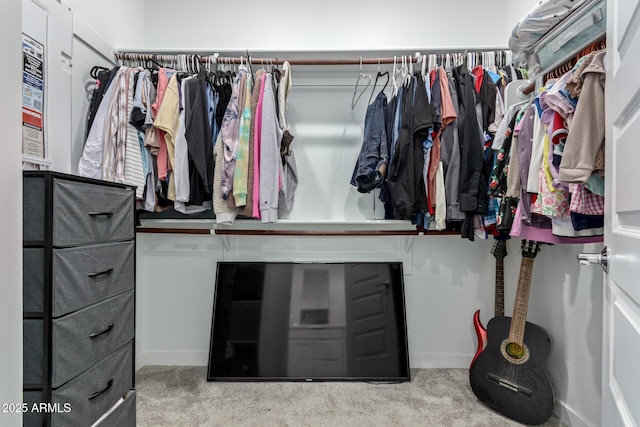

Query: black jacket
[
  {"left": 387, "top": 76, "right": 435, "bottom": 220},
  {"left": 184, "top": 69, "right": 214, "bottom": 204},
  {"left": 451, "top": 64, "right": 484, "bottom": 214}
]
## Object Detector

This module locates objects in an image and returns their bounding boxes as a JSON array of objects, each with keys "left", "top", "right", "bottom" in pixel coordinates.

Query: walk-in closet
[{"left": 3, "top": 0, "right": 639, "bottom": 426}]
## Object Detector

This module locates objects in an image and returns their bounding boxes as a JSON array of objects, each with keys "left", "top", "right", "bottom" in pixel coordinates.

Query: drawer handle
[
  {"left": 88, "top": 211, "right": 114, "bottom": 217},
  {"left": 88, "top": 379, "right": 113, "bottom": 400},
  {"left": 89, "top": 323, "right": 114, "bottom": 339},
  {"left": 88, "top": 268, "right": 114, "bottom": 278}
]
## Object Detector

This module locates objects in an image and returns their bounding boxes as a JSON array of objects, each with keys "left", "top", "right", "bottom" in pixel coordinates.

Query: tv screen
[{"left": 207, "top": 262, "right": 410, "bottom": 381}]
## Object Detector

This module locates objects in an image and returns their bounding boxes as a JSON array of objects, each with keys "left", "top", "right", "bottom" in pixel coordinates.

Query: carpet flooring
[{"left": 135, "top": 366, "right": 566, "bottom": 426}]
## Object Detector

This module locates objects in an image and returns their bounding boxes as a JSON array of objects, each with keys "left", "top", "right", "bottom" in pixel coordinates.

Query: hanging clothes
[
  {"left": 451, "top": 64, "right": 486, "bottom": 240},
  {"left": 252, "top": 72, "right": 267, "bottom": 220},
  {"left": 184, "top": 68, "right": 215, "bottom": 206},
  {"left": 259, "top": 73, "right": 283, "bottom": 223},
  {"left": 233, "top": 69, "right": 252, "bottom": 207},
  {"left": 386, "top": 74, "right": 435, "bottom": 220},
  {"left": 351, "top": 90, "right": 389, "bottom": 193},
  {"left": 219, "top": 66, "right": 246, "bottom": 201},
  {"left": 441, "top": 68, "right": 465, "bottom": 223},
  {"left": 213, "top": 133, "right": 240, "bottom": 224},
  {"left": 173, "top": 74, "right": 192, "bottom": 203},
  {"left": 278, "top": 61, "right": 298, "bottom": 214},
  {"left": 152, "top": 68, "right": 176, "bottom": 182},
  {"left": 154, "top": 73, "right": 181, "bottom": 200},
  {"left": 86, "top": 67, "right": 116, "bottom": 139},
  {"left": 123, "top": 68, "right": 146, "bottom": 198},
  {"left": 558, "top": 51, "right": 606, "bottom": 184},
  {"left": 79, "top": 67, "right": 124, "bottom": 180},
  {"left": 244, "top": 68, "right": 267, "bottom": 218}
]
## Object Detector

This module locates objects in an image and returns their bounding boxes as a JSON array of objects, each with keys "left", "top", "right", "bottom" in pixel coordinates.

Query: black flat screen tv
[{"left": 207, "top": 262, "right": 410, "bottom": 382}]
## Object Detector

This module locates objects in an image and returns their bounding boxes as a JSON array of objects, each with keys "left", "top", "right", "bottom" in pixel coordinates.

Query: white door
[{"left": 602, "top": 0, "right": 640, "bottom": 425}]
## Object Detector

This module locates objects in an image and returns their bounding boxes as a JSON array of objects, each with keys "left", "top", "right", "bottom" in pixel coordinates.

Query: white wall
[
  {"left": 144, "top": 0, "right": 507, "bottom": 50},
  {"left": 61, "top": 0, "right": 145, "bottom": 50},
  {"left": 136, "top": 233, "right": 500, "bottom": 369},
  {"left": 144, "top": 0, "right": 545, "bottom": 53},
  {"left": 0, "top": 1, "right": 24, "bottom": 426}
]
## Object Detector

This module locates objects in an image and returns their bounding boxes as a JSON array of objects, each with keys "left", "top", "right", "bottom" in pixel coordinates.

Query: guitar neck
[
  {"left": 495, "top": 258, "right": 505, "bottom": 317},
  {"left": 508, "top": 257, "right": 535, "bottom": 345}
]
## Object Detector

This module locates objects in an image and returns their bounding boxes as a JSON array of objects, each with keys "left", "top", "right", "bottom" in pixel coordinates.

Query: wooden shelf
[{"left": 136, "top": 227, "right": 212, "bottom": 235}]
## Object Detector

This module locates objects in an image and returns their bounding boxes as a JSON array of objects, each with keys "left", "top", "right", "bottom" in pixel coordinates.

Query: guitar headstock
[
  {"left": 491, "top": 240, "right": 508, "bottom": 260},
  {"left": 521, "top": 240, "right": 542, "bottom": 259}
]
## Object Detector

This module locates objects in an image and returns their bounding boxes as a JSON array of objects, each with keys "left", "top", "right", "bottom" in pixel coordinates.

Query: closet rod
[{"left": 113, "top": 50, "right": 510, "bottom": 66}]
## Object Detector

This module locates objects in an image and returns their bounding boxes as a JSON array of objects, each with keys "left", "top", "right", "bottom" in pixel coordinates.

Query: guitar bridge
[{"left": 488, "top": 373, "right": 533, "bottom": 397}]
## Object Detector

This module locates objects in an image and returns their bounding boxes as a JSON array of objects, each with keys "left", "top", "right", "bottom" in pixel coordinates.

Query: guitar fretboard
[
  {"left": 507, "top": 257, "right": 535, "bottom": 345},
  {"left": 495, "top": 258, "right": 505, "bottom": 317}
]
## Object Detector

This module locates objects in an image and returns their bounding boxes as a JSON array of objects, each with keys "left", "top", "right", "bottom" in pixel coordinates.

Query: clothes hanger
[
  {"left": 404, "top": 55, "right": 411, "bottom": 87},
  {"left": 351, "top": 57, "right": 372, "bottom": 110},
  {"left": 192, "top": 55, "right": 199, "bottom": 73},
  {"left": 391, "top": 56, "right": 399, "bottom": 96},
  {"left": 402, "top": 56, "right": 411, "bottom": 87},
  {"left": 377, "top": 59, "right": 390, "bottom": 96},
  {"left": 90, "top": 65, "right": 110, "bottom": 79},
  {"left": 271, "top": 57, "right": 280, "bottom": 74},
  {"left": 150, "top": 54, "right": 162, "bottom": 71},
  {"left": 368, "top": 69, "right": 390, "bottom": 104},
  {"left": 245, "top": 50, "right": 254, "bottom": 78}
]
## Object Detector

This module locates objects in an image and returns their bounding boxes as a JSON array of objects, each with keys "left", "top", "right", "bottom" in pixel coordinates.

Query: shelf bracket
[
  {"left": 220, "top": 234, "right": 235, "bottom": 261},
  {"left": 400, "top": 236, "right": 414, "bottom": 275}
]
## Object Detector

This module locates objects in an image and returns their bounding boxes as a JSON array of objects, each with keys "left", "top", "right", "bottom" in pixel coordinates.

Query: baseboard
[
  {"left": 139, "top": 351, "right": 209, "bottom": 367},
  {"left": 555, "top": 400, "right": 596, "bottom": 427},
  {"left": 137, "top": 351, "right": 471, "bottom": 370},
  {"left": 409, "top": 353, "right": 472, "bottom": 369}
]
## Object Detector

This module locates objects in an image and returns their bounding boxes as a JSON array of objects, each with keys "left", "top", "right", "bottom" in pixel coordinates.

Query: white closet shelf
[{"left": 136, "top": 219, "right": 458, "bottom": 236}]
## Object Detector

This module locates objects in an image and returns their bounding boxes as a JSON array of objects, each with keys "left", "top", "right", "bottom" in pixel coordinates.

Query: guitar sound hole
[
  {"left": 506, "top": 343, "right": 524, "bottom": 359},
  {"left": 500, "top": 339, "right": 530, "bottom": 365}
]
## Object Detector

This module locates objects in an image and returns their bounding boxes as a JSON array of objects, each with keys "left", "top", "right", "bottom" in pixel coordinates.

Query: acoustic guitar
[
  {"left": 469, "top": 240, "right": 554, "bottom": 425},
  {"left": 470, "top": 239, "right": 507, "bottom": 369}
]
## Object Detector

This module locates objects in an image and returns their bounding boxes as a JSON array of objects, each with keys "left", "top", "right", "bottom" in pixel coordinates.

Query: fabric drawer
[
  {"left": 23, "top": 248, "right": 45, "bottom": 313},
  {"left": 95, "top": 389, "right": 136, "bottom": 427},
  {"left": 23, "top": 319, "right": 44, "bottom": 385},
  {"left": 52, "top": 179, "right": 134, "bottom": 247},
  {"left": 51, "top": 291, "right": 134, "bottom": 388},
  {"left": 51, "top": 342, "right": 133, "bottom": 427},
  {"left": 23, "top": 175, "right": 45, "bottom": 242},
  {"left": 52, "top": 241, "right": 134, "bottom": 317}
]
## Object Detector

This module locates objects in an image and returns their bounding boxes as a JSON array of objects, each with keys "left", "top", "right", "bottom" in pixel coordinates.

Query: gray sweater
[{"left": 259, "top": 74, "right": 283, "bottom": 223}]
